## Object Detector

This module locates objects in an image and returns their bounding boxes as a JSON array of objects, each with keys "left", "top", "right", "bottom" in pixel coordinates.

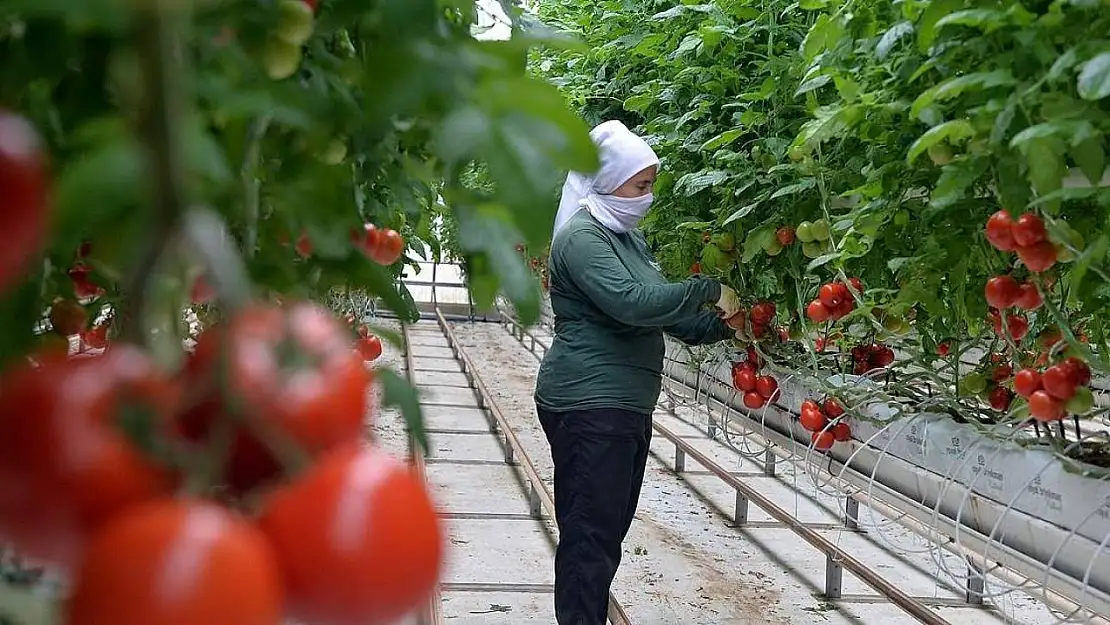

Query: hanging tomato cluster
[
  {"left": 0, "top": 300, "right": 444, "bottom": 625},
  {"left": 984, "top": 210, "right": 1058, "bottom": 273},
  {"left": 805, "top": 278, "right": 862, "bottom": 324},
  {"left": 798, "top": 398, "right": 852, "bottom": 451},
  {"left": 731, "top": 356, "right": 779, "bottom": 410},
  {"left": 725, "top": 300, "right": 779, "bottom": 340},
  {"left": 849, "top": 343, "right": 895, "bottom": 375},
  {"left": 1012, "top": 357, "right": 1094, "bottom": 422}
]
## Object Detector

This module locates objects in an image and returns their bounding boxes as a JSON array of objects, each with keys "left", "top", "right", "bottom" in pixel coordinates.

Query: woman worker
[{"left": 534, "top": 119, "right": 742, "bottom": 624}]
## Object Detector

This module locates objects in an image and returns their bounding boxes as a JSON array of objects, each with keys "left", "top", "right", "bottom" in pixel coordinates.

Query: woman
[{"left": 534, "top": 120, "right": 742, "bottom": 624}]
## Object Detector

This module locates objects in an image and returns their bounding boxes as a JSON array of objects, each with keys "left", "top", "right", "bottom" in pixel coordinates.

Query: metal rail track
[
  {"left": 496, "top": 311, "right": 1109, "bottom": 625},
  {"left": 398, "top": 311, "right": 633, "bottom": 624}
]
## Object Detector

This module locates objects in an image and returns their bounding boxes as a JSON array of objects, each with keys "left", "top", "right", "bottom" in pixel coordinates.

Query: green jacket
[{"left": 534, "top": 210, "right": 732, "bottom": 415}]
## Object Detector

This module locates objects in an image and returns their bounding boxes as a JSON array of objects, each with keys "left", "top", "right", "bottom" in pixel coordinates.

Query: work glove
[{"left": 715, "top": 284, "right": 742, "bottom": 319}]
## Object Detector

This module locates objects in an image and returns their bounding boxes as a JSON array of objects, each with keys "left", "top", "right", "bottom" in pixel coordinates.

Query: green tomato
[
  {"left": 1066, "top": 386, "right": 1094, "bottom": 415},
  {"left": 959, "top": 373, "right": 987, "bottom": 396},
  {"left": 882, "top": 315, "right": 904, "bottom": 333},
  {"left": 763, "top": 238, "right": 783, "bottom": 256},
  {"left": 319, "top": 139, "right": 348, "bottom": 165},
  {"left": 810, "top": 218, "right": 831, "bottom": 242},
  {"left": 275, "top": 0, "right": 315, "bottom": 46},
  {"left": 893, "top": 210, "right": 910, "bottom": 227},
  {"left": 796, "top": 221, "right": 815, "bottom": 243},
  {"left": 927, "top": 143, "right": 953, "bottom": 166},
  {"left": 263, "top": 36, "right": 303, "bottom": 81},
  {"left": 788, "top": 145, "right": 806, "bottom": 162},
  {"left": 802, "top": 241, "right": 823, "bottom": 259},
  {"left": 713, "top": 232, "right": 736, "bottom": 252}
]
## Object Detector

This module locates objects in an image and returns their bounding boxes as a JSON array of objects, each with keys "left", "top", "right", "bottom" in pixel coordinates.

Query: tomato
[
  {"left": 823, "top": 398, "right": 845, "bottom": 418},
  {"left": 831, "top": 297, "right": 854, "bottom": 320},
  {"left": 1000, "top": 314, "right": 1029, "bottom": 342},
  {"left": 1041, "top": 364, "right": 1077, "bottom": 400},
  {"left": 988, "top": 386, "right": 1013, "bottom": 411},
  {"left": 179, "top": 301, "right": 371, "bottom": 494},
  {"left": 0, "top": 347, "right": 178, "bottom": 571},
  {"left": 984, "top": 275, "right": 1020, "bottom": 309},
  {"left": 806, "top": 300, "right": 831, "bottom": 323},
  {"left": 82, "top": 324, "right": 110, "bottom": 350},
  {"left": 64, "top": 499, "right": 283, "bottom": 625},
  {"left": 812, "top": 431, "right": 835, "bottom": 451},
  {"left": 1029, "top": 390, "right": 1065, "bottom": 422},
  {"left": 831, "top": 422, "right": 852, "bottom": 442},
  {"left": 371, "top": 228, "right": 404, "bottom": 265},
  {"left": 295, "top": 231, "right": 313, "bottom": 258},
  {"left": 263, "top": 35, "right": 303, "bottom": 80},
  {"left": 818, "top": 283, "right": 842, "bottom": 308},
  {"left": 799, "top": 407, "right": 827, "bottom": 432},
  {"left": 1017, "top": 241, "right": 1057, "bottom": 273},
  {"left": 1013, "top": 369, "right": 1042, "bottom": 398},
  {"left": 848, "top": 277, "right": 863, "bottom": 295},
  {"left": 259, "top": 446, "right": 442, "bottom": 625},
  {"left": 49, "top": 298, "right": 87, "bottom": 336},
  {"left": 690, "top": 262, "right": 701, "bottom": 274},
  {"left": 1060, "top": 357, "right": 1092, "bottom": 386},
  {"left": 936, "top": 341, "right": 951, "bottom": 357},
  {"left": 755, "top": 375, "right": 778, "bottom": 400},
  {"left": 0, "top": 111, "right": 47, "bottom": 295},
  {"left": 985, "top": 210, "right": 1015, "bottom": 251},
  {"left": 751, "top": 323, "right": 768, "bottom": 338},
  {"left": 356, "top": 335, "right": 383, "bottom": 362},
  {"left": 353, "top": 223, "right": 383, "bottom": 256},
  {"left": 750, "top": 301, "right": 776, "bottom": 325},
  {"left": 991, "top": 363, "right": 1012, "bottom": 382},
  {"left": 733, "top": 369, "right": 757, "bottom": 392},
  {"left": 1013, "top": 282, "right": 1042, "bottom": 311},
  {"left": 69, "top": 264, "right": 104, "bottom": 300},
  {"left": 743, "top": 391, "right": 766, "bottom": 409},
  {"left": 776, "top": 227, "right": 795, "bottom": 246},
  {"left": 872, "top": 346, "right": 896, "bottom": 368},
  {"left": 745, "top": 345, "right": 764, "bottom": 369},
  {"left": 1065, "top": 386, "right": 1094, "bottom": 415},
  {"left": 1011, "top": 213, "right": 1046, "bottom": 247}
]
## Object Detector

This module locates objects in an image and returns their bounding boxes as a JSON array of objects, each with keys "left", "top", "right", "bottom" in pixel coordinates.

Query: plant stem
[
  {"left": 122, "top": 0, "right": 191, "bottom": 343},
  {"left": 242, "top": 115, "right": 273, "bottom": 258}
]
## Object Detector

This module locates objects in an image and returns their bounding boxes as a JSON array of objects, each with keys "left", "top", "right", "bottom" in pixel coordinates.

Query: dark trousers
[{"left": 536, "top": 406, "right": 652, "bottom": 625}]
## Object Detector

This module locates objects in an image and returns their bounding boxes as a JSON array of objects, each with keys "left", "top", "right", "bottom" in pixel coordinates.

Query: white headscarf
[{"left": 552, "top": 120, "right": 660, "bottom": 243}]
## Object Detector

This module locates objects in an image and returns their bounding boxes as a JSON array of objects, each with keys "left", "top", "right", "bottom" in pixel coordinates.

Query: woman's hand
[{"left": 715, "top": 284, "right": 742, "bottom": 319}]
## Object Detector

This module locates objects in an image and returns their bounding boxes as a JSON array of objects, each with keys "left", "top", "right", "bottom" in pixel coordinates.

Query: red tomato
[
  {"left": 1029, "top": 390, "right": 1065, "bottom": 422},
  {"left": 818, "top": 283, "right": 842, "bottom": 308},
  {"left": 1017, "top": 241, "right": 1057, "bottom": 272},
  {"left": 872, "top": 346, "right": 896, "bottom": 368},
  {"left": 831, "top": 297, "right": 854, "bottom": 320},
  {"left": 799, "top": 407, "right": 827, "bottom": 432},
  {"left": 1013, "top": 368, "right": 1042, "bottom": 398},
  {"left": 812, "top": 431, "right": 835, "bottom": 451},
  {"left": 690, "top": 262, "right": 701, "bottom": 274},
  {"left": 984, "top": 210, "right": 1015, "bottom": 251},
  {"left": 50, "top": 298, "right": 87, "bottom": 336},
  {"left": 1013, "top": 282, "right": 1042, "bottom": 311},
  {"left": 755, "top": 375, "right": 778, "bottom": 400},
  {"left": 743, "top": 391, "right": 766, "bottom": 409},
  {"left": 751, "top": 323, "right": 768, "bottom": 338},
  {"left": 1041, "top": 364, "right": 1077, "bottom": 400},
  {"left": 991, "top": 363, "right": 1013, "bottom": 382},
  {"left": 936, "top": 341, "right": 951, "bottom": 357},
  {"left": 64, "top": 499, "right": 283, "bottom": 625},
  {"left": 848, "top": 277, "right": 864, "bottom": 294},
  {"left": 988, "top": 386, "right": 1013, "bottom": 411},
  {"left": 258, "top": 446, "right": 443, "bottom": 625},
  {"left": 0, "top": 111, "right": 47, "bottom": 295},
  {"left": 179, "top": 302, "right": 371, "bottom": 494},
  {"left": 1000, "top": 314, "right": 1029, "bottom": 342},
  {"left": 984, "top": 275, "right": 1020, "bottom": 309},
  {"left": 1060, "top": 357, "right": 1092, "bottom": 386},
  {"left": 356, "top": 335, "right": 383, "bottom": 362},
  {"left": 745, "top": 345, "right": 764, "bottom": 369},
  {"left": 0, "top": 347, "right": 178, "bottom": 571},
  {"left": 82, "top": 324, "right": 110, "bottom": 350},
  {"left": 1012, "top": 213, "right": 1046, "bottom": 247},
  {"left": 806, "top": 300, "right": 831, "bottom": 323},
  {"left": 776, "top": 227, "right": 795, "bottom": 246},
  {"left": 823, "top": 398, "right": 845, "bottom": 418},
  {"left": 733, "top": 369, "right": 757, "bottom": 392},
  {"left": 370, "top": 229, "right": 404, "bottom": 265},
  {"left": 750, "top": 301, "right": 776, "bottom": 325},
  {"left": 831, "top": 422, "right": 852, "bottom": 442},
  {"left": 353, "top": 223, "right": 383, "bottom": 256},
  {"left": 295, "top": 231, "right": 313, "bottom": 258}
]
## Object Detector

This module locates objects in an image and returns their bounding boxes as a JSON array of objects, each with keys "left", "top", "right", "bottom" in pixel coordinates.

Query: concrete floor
[{"left": 367, "top": 318, "right": 1071, "bottom": 625}]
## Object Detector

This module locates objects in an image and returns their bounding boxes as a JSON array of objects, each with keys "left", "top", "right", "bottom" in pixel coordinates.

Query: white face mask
[{"left": 582, "top": 192, "right": 654, "bottom": 234}]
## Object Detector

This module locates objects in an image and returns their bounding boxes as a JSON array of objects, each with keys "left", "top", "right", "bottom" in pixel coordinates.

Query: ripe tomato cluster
[
  {"left": 725, "top": 300, "right": 780, "bottom": 339},
  {"left": 731, "top": 357, "right": 779, "bottom": 410},
  {"left": 805, "top": 278, "right": 862, "bottom": 324},
  {"left": 343, "top": 315, "right": 384, "bottom": 362},
  {"left": 984, "top": 210, "right": 1057, "bottom": 273},
  {"left": 984, "top": 275, "right": 1042, "bottom": 312},
  {"left": 849, "top": 342, "right": 895, "bottom": 375},
  {"left": 799, "top": 398, "right": 852, "bottom": 451},
  {"left": 1013, "top": 357, "right": 1094, "bottom": 422},
  {"left": 350, "top": 223, "right": 406, "bottom": 266},
  {"left": 0, "top": 301, "right": 443, "bottom": 625},
  {"left": 960, "top": 354, "right": 1016, "bottom": 411}
]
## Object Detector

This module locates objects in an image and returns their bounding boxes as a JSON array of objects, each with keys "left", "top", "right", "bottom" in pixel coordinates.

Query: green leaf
[
  {"left": 1072, "top": 136, "right": 1107, "bottom": 184},
  {"left": 906, "top": 120, "right": 975, "bottom": 164},
  {"left": 377, "top": 367, "right": 428, "bottom": 455},
  {"left": 1022, "top": 136, "right": 1068, "bottom": 210},
  {"left": 876, "top": 22, "right": 914, "bottom": 59},
  {"left": 1077, "top": 52, "right": 1110, "bottom": 101},
  {"left": 455, "top": 202, "right": 540, "bottom": 324},
  {"left": 917, "top": 0, "right": 962, "bottom": 52},
  {"left": 1010, "top": 120, "right": 1097, "bottom": 150},
  {"left": 929, "top": 157, "right": 989, "bottom": 210},
  {"left": 935, "top": 9, "right": 1009, "bottom": 32},
  {"left": 910, "top": 71, "right": 1016, "bottom": 120},
  {"left": 722, "top": 200, "right": 761, "bottom": 226},
  {"left": 700, "top": 129, "right": 744, "bottom": 152},
  {"left": 801, "top": 14, "right": 845, "bottom": 62},
  {"left": 806, "top": 253, "right": 839, "bottom": 272}
]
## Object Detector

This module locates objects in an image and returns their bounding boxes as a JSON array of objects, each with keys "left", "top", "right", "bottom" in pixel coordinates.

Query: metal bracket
[
  {"left": 763, "top": 447, "right": 777, "bottom": 477},
  {"left": 845, "top": 496, "right": 860, "bottom": 531}
]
